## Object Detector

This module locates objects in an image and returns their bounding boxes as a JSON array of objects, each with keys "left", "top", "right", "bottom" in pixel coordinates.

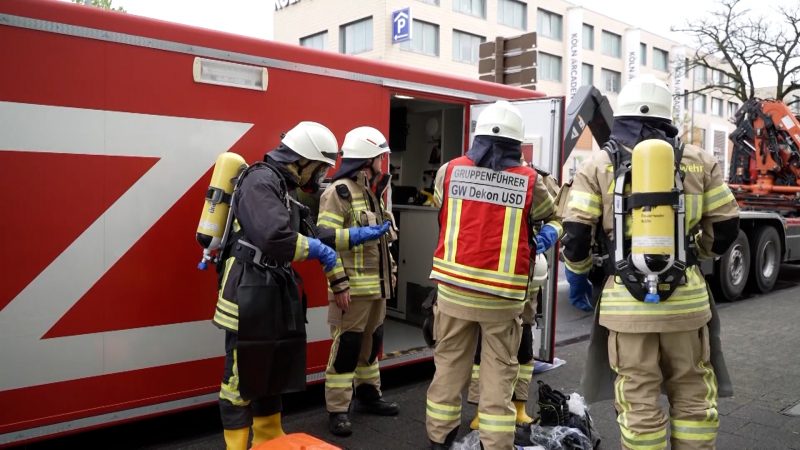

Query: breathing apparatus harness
[
  {"left": 600, "top": 138, "right": 698, "bottom": 302},
  {"left": 217, "top": 161, "right": 313, "bottom": 274}
]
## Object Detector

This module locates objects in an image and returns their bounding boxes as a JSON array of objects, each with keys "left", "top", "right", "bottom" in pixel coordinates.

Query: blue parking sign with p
[{"left": 392, "top": 8, "right": 411, "bottom": 44}]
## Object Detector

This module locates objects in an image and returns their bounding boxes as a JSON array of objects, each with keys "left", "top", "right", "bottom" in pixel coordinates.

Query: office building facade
[{"left": 274, "top": 0, "right": 737, "bottom": 176}]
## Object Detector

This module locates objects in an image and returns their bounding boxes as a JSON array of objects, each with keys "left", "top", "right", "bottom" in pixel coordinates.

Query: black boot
[
  {"left": 354, "top": 385, "right": 399, "bottom": 416},
  {"left": 429, "top": 427, "right": 459, "bottom": 450},
  {"left": 514, "top": 423, "right": 532, "bottom": 447},
  {"left": 328, "top": 412, "right": 352, "bottom": 437},
  {"left": 354, "top": 397, "right": 399, "bottom": 416}
]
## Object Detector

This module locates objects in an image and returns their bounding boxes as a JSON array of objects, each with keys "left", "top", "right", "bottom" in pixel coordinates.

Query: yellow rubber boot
[
  {"left": 251, "top": 413, "right": 286, "bottom": 445},
  {"left": 223, "top": 427, "right": 249, "bottom": 450},
  {"left": 513, "top": 400, "right": 534, "bottom": 425},
  {"left": 469, "top": 414, "right": 479, "bottom": 430}
]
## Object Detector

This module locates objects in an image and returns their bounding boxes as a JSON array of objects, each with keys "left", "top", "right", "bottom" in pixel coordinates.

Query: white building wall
[{"left": 274, "top": 0, "right": 736, "bottom": 156}]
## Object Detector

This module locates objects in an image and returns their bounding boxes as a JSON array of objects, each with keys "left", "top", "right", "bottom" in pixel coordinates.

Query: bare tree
[{"left": 672, "top": 0, "right": 799, "bottom": 106}]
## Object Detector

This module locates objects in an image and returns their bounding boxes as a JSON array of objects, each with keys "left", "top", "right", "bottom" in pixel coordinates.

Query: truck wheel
[
  {"left": 712, "top": 230, "right": 749, "bottom": 301},
  {"left": 749, "top": 225, "right": 781, "bottom": 294}
]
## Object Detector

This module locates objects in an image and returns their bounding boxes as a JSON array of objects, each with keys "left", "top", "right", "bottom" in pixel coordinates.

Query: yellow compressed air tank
[
  {"left": 196, "top": 152, "right": 247, "bottom": 257},
  {"left": 630, "top": 139, "right": 675, "bottom": 300}
]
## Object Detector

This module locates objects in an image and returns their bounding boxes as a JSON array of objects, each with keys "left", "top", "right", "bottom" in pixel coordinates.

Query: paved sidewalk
[
  {"left": 26, "top": 273, "right": 800, "bottom": 449},
  {"left": 278, "top": 281, "right": 800, "bottom": 449}
]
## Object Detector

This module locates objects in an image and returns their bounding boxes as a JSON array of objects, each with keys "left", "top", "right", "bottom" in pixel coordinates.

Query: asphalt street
[{"left": 18, "top": 264, "right": 800, "bottom": 449}]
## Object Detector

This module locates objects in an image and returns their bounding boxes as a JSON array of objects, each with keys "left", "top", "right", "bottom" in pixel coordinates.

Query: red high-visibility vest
[{"left": 430, "top": 156, "right": 536, "bottom": 301}]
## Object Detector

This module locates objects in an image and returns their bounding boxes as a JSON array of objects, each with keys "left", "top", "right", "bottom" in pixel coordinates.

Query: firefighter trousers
[
  {"left": 325, "top": 299, "right": 386, "bottom": 413},
  {"left": 609, "top": 327, "right": 719, "bottom": 450},
  {"left": 426, "top": 307, "right": 521, "bottom": 450},
  {"left": 469, "top": 297, "right": 537, "bottom": 404},
  {"left": 218, "top": 332, "right": 282, "bottom": 429}
]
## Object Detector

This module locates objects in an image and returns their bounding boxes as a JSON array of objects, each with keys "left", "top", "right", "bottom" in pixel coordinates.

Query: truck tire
[
  {"left": 712, "top": 230, "right": 749, "bottom": 301},
  {"left": 749, "top": 225, "right": 781, "bottom": 294}
]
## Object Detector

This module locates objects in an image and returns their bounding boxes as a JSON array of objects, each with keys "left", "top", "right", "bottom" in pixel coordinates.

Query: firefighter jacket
[
  {"left": 536, "top": 168, "right": 564, "bottom": 237},
  {"left": 212, "top": 160, "right": 331, "bottom": 398},
  {"left": 212, "top": 162, "right": 325, "bottom": 334},
  {"left": 317, "top": 172, "right": 397, "bottom": 301},
  {"left": 431, "top": 156, "right": 557, "bottom": 322},
  {"left": 561, "top": 142, "right": 740, "bottom": 333}
]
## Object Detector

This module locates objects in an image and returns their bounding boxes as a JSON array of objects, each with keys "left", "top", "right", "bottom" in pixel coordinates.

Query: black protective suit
[{"left": 214, "top": 157, "right": 312, "bottom": 429}]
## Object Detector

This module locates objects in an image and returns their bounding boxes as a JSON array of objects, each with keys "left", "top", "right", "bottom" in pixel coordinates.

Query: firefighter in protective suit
[
  {"left": 466, "top": 165, "right": 562, "bottom": 432},
  {"left": 213, "top": 121, "right": 390, "bottom": 450},
  {"left": 561, "top": 75, "right": 738, "bottom": 449},
  {"left": 318, "top": 126, "right": 399, "bottom": 437},
  {"left": 426, "top": 101, "right": 556, "bottom": 450}
]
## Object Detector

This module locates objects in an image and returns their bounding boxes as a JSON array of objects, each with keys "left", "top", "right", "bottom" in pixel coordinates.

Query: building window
[
  {"left": 498, "top": 0, "right": 526, "bottom": 30},
  {"left": 538, "top": 52, "right": 562, "bottom": 81},
  {"left": 692, "top": 127, "right": 706, "bottom": 148},
  {"left": 537, "top": 9, "right": 562, "bottom": 41},
  {"left": 452, "top": 30, "right": 484, "bottom": 64},
  {"left": 601, "top": 31, "right": 621, "bottom": 58},
  {"left": 653, "top": 48, "right": 669, "bottom": 71},
  {"left": 601, "top": 68, "right": 621, "bottom": 93},
  {"left": 711, "top": 97, "right": 724, "bottom": 116},
  {"left": 723, "top": 74, "right": 733, "bottom": 87},
  {"left": 340, "top": 17, "right": 373, "bottom": 55},
  {"left": 694, "top": 66, "right": 707, "bottom": 84},
  {"left": 300, "top": 31, "right": 327, "bottom": 50},
  {"left": 453, "top": 0, "right": 486, "bottom": 18},
  {"left": 693, "top": 93, "right": 707, "bottom": 114},
  {"left": 712, "top": 130, "right": 726, "bottom": 165},
  {"left": 712, "top": 69, "right": 725, "bottom": 85},
  {"left": 417, "top": 0, "right": 439, "bottom": 4},
  {"left": 582, "top": 24, "right": 594, "bottom": 50},
  {"left": 728, "top": 101, "right": 739, "bottom": 117},
  {"left": 640, "top": 43, "right": 647, "bottom": 66},
  {"left": 400, "top": 20, "right": 439, "bottom": 56},
  {"left": 582, "top": 63, "right": 593, "bottom": 86}
]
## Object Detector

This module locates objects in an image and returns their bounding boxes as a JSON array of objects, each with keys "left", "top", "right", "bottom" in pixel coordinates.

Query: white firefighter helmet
[
  {"left": 529, "top": 253, "right": 549, "bottom": 288},
  {"left": 281, "top": 121, "right": 338, "bottom": 165},
  {"left": 615, "top": 74, "right": 673, "bottom": 120},
  {"left": 341, "top": 126, "right": 391, "bottom": 159},
  {"left": 474, "top": 100, "right": 524, "bottom": 142}
]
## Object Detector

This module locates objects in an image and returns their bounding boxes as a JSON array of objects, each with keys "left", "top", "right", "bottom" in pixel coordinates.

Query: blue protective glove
[
  {"left": 348, "top": 221, "right": 391, "bottom": 247},
  {"left": 565, "top": 267, "right": 594, "bottom": 312},
  {"left": 307, "top": 237, "right": 338, "bottom": 272},
  {"left": 535, "top": 223, "right": 560, "bottom": 254}
]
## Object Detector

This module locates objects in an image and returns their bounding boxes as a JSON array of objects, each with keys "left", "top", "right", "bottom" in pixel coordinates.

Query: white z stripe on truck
[{"left": 0, "top": 102, "right": 260, "bottom": 391}]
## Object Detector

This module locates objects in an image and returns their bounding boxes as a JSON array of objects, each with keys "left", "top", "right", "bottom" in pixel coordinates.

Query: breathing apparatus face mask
[
  {"left": 371, "top": 172, "right": 392, "bottom": 196},
  {"left": 298, "top": 160, "right": 330, "bottom": 193},
  {"left": 366, "top": 155, "right": 391, "bottom": 196}
]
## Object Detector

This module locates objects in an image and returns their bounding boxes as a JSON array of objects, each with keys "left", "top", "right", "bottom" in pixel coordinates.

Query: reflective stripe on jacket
[
  {"left": 318, "top": 173, "right": 396, "bottom": 301},
  {"left": 430, "top": 156, "right": 536, "bottom": 302}
]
